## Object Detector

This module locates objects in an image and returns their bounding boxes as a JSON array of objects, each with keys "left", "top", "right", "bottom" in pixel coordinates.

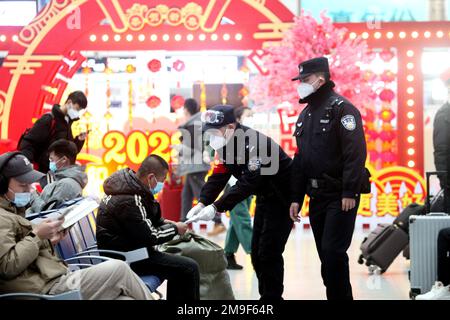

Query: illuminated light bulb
[
  {"left": 407, "top": 111, "right": 415, "bottom": 119},
  {"left": 408, "top": 148, "right": 415, "bottom": 156},
  {"left": 407, "top": 124, "right": 415, "bottom": 131},
  {"left": 89, "top": 34, "right": 96, "bottom": 42},
  {"left": 199, "top": 34, "right": 206, "bottom": 41},
  {"left": 235, "top": 33, "right": 243, "bottom": 41},
  {"left": 407, "top": 99, "right": 415, "bottom": 107},
  {"left": 411, "top": 31, "right": 419, "bottom": 38},
  {"left": 102, "top": 34, "right": 109, "bottom": 42},
  {"left": 407, "top": 136, "right": 415, "bottom": 143},
  {"left": 399, "top": 31, "right": 406, "bottom": 38},
  {"left": 138, "top": 34, "right": 145, "bottom": 41},
  {"left": 387, "top": 32, "right": 394, "bottom": 39},
  {"left": 408, "top": 160, "right": 415, "bottom": 168},
  {"left": 114, "top": 34, "right": 121, "bottom": 41},
  {"left": 163, "top": 34, "right": 170, "bottom": 41},
  {"left": 211, "top": 34, "right": 218, "bottom": 41}
]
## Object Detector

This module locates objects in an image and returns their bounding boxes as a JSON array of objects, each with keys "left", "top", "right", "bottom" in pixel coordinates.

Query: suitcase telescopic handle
[{"left": 425, "top": 171, "right": 447, "bottom": 213}]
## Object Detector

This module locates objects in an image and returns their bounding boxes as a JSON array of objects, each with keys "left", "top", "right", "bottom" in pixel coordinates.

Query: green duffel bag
[{"left": 159, "top": 231, "right": 234, "bottom": 300}]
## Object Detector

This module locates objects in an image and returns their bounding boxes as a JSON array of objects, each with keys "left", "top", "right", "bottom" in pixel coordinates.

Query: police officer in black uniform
[
  {"left": 289, "top": 57, "right": 369, "bottom": 300},
  {"left": 186, "top": 105, "right": 293, "bottom": 300}
]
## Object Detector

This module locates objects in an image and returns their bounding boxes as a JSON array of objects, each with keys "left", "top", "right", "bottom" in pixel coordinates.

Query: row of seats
[{"left": 0, "top": 203, "right": 163, "bottom": 300}]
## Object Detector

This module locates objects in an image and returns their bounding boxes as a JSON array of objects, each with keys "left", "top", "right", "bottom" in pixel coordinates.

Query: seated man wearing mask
[
  {"left": 96, "top": 154, "right": 200, "bottom": 301},
  {"left": 0, "top": 152, "right": 154, "bottom": 300},
  {"left": 28, "top": 139, "right": 88, "bottom": 213}
]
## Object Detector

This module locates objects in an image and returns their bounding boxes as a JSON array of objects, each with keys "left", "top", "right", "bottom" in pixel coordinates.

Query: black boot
[{"left": 226, "top": 254, "right": 243, "bottom": 270}]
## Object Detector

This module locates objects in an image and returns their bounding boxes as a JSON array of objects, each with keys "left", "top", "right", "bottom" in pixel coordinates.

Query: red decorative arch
[{"left": 0, "top": 0, "right": 294, "bottom": 142}]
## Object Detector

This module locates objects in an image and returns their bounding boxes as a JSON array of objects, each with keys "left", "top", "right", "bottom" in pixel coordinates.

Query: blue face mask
[
  {"left": 49, "top": 162, "right": 57, "bottom": 172},
  {"left": 9, "top": 189, "right": 31, "bottom": 208},
  {"left": 149, "top": 176, "right": 164, "bottom": 195},
  {"left": 49, "top": 157, "right": 64, "bottom": 173}
]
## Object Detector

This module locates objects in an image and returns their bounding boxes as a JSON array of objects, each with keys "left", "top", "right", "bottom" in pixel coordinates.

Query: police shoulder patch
[
  {"left": 248, "top": 158, "right": 261, "bottom": 172},
  {"left": 341, "top": 115, "right": 356, "bottom": 131}
]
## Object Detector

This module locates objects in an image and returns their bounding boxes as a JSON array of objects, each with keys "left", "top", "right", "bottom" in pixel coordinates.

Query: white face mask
[
  {"left": 241, "top": 117, "right": 254, "bottom": 128},
  {"left": 209, "top": 135, "right": 227, "bottom": 151},
  {"left": 297, "top": 79, "right": 320, "bottom": 99},
  {"left": 209, "top": 129, "right": 233, "bottom": 151},
  {"left": 67, "top": 104, "right": 80, "bottom": 120}
]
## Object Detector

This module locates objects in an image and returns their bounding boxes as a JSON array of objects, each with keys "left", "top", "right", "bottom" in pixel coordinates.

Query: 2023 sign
[{"left": 102, "top": 130, "right": 180, "bottom": 167}]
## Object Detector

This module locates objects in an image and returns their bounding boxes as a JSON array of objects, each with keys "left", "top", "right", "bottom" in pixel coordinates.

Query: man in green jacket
[{"left": 0, "top": 152, "right": 153, "bottom": 299}]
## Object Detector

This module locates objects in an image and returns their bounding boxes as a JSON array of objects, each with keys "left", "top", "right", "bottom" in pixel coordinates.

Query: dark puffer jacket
[{"left": 96, "top": 169, "right": 178, "bottom": 252}]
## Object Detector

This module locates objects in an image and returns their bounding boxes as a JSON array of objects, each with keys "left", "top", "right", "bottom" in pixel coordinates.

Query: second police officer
[
  {"left": 289, "top": 57, "right": 369, "bottom": 300},
  {"left": 186, "top": 105, "right": 293, "bottom": 301}
]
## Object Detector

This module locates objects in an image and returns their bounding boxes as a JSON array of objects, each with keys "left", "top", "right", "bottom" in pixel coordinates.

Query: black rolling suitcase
[{"left": 358, "top": 223, "right": 409, "bottom": 273}]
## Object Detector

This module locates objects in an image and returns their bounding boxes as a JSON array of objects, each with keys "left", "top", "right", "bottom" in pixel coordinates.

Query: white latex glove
[
  {"left": 187, "top": 204, "right": 217, "bottom": 223},
  {"left": 186, "top": 203, "right": 205, "bottom": 222}
]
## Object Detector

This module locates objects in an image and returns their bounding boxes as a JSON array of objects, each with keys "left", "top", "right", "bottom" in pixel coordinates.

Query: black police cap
[
  {"left": 202, "top": 105, "right": 237, "bottom": 131},
  {"left": 292, "top": 57, "right": 330, "bottom": 81}
]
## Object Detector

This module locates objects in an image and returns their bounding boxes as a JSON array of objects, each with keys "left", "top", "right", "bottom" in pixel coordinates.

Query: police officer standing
[
  {"left": 186, "top": 105, "right": 293, "bottom": 300},
  {"left": 289, "top": 57, "right": 368, "bottom": 300}
]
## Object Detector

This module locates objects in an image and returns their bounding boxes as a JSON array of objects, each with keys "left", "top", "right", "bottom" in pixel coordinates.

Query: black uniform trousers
[
  {"left": 437, "top": 227, "right": 450, "bottom": 286},
  {"left": 251, "top": 195, "right": 293, "bottom": 300},
  {"left": 308, "top": 191, "right": 359, "bottom": 300}
]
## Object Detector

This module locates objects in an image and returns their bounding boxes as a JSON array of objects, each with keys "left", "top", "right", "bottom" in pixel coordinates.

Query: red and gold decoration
[
  {"left": 146, "top": 95, "right": 161, "bottom": 108},
  {"left": 147, "top": 59, "right": 161, "bottom": 73},
  {"left": 170, "top": 95, "right": 185, "bottom": 111}
]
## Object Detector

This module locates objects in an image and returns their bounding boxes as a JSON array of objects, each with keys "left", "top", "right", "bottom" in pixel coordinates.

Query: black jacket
[
  {"left": 18, "top": 104, "right": 84, "bottom": 173},
  {"left": 291, "top": 81, "right": 367, "bottom": 204},
  {"left": 96, "top": 168, "right": 178, "bottom": 252},
  {"left": 433, "top": 102, "right": 450, "bottom": 188},
  {"left": 199, "top": 124, "right": 292, "bottom": 212}
]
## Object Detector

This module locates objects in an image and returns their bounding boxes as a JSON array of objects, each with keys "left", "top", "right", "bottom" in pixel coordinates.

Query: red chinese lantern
[
  {"left": 379, "top": 89, "right": 395, "bottom": 103},
  {"left": 146, "top": 96, "right": 161, "bottom": 108},
  {"left": 172, "top": 59, "right": 185, "bottom": 72},
  {"left": 148, "top": 59, "right": 161, "bottom": 72},
  {"left": 239, "top": 87, "right": 249, "bottom": 97},
  {"left": 171, "top": 95, "right": 185, "bottom": 110}
]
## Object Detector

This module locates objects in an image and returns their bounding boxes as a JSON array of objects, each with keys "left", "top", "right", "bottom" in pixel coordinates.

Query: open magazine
[{"left": 30, "top": 197, "right": 99, "bottom": 230}]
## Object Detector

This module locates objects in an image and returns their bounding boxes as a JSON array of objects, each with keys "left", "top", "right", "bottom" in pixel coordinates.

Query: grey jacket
[
  {"left": 177, "top": 112, "right": 211, "bottom": 176},
  {"left": 27, "top": 165, "right": 88, "bottom": 213}
]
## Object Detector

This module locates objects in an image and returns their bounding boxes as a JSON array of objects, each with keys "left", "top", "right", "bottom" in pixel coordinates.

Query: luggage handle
[{"left": 425, "top": 171, "right": 447, "bottom": 213}]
